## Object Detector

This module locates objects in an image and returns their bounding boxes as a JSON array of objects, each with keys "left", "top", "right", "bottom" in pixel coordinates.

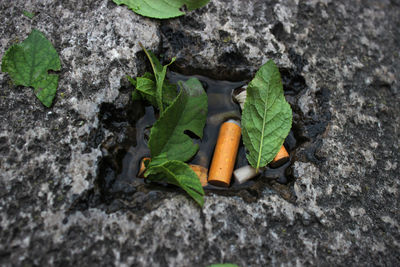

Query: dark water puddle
[
  {"left": 93, "top": 71, "right": 299, "bottom": 204},
  {"left": 71, "top": 67, "right": 330, "bottom": 213}
]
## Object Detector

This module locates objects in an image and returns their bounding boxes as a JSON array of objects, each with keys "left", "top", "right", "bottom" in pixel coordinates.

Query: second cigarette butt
[
  {"left": 137, "top": 158, "right": 208, "bottom": 186},
  {"left": 138, "top": 157, "right": 151, "bottom": 178},
  {"left": 190, "top": 165, "right": 208, "bottom": 187},
  {"left": 269, "top": 145, "right": 290, "bottom": 168}
]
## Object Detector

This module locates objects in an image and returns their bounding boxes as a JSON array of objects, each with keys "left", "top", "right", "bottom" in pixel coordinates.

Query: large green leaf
[
  {"left": 148, "top": 78, "right": 207, "bottom": 163},
  {"left": 140, "top": 43, "right": 175, "bottom": 113},
  {"left": 242, "top": 60, "right": 292, "bottom": 172},
  {"left": 145, "top": 160, "right": 205, "bottom": 206},
  {"left": 1, "top": 29, "right": 61, "bottom": 107},
  {"left": 113, "top": 0, "right": 210, "bottom": 19}
]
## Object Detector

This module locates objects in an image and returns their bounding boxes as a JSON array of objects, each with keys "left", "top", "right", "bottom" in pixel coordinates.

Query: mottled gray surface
[{"left": 1, "top": 0, "right": 399, "bottom": 266}]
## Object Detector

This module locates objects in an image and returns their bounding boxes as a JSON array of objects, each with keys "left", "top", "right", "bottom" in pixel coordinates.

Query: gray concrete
[{"left": 0, "top": 0, "right": 399, "bottom": 266}]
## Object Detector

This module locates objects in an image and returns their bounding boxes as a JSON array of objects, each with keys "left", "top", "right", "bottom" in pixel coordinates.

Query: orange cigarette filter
[
  {"left": 137, "top": 158, "right": 209, "bottom": 187},
  {"left": 208, "top": 119, "right": 241, "bottom": 187},
  {"left": 137, "top": 157, "right": 151, "bottom": 178},
  {"left": 190, "top": 165, "right": 208, "bottom": 187},
  {"left": 269, "top": 145, "right": 290, "bottom": 168}
]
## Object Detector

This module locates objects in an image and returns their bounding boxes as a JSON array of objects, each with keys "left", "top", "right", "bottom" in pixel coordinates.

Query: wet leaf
[
  {"left": 1, "top": 29, "right": 61, "bottom": 107},
  {"left": 113, "top": 0, "right": 210, "bottom": 19},
  {"left": 139, "top": 43, "right": 175, "bottom": 113},
  {"left": 242, "top": 60, "right": 292, "bottom": 171},
  {"left": 148, "top": 78, "right": 207, "bottom": 163},
  {"left": 145, "top": 160, "right": 204, "bottom": 206}
]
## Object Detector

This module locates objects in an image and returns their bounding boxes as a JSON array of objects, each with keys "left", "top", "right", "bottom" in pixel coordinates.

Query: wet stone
[{"left": 1, "top": 1, "right": 399, "bottom": 266}]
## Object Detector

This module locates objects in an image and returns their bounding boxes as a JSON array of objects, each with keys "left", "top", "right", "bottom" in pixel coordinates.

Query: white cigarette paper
[
  {"left": 233, "top": 165, "right": 259, "bottom": 184},
  {"left": 233, "top": 85, "right": 248, "bottom": 110},
  {"left": 235, "top": 90, "right": 247, "bottom": 110}
]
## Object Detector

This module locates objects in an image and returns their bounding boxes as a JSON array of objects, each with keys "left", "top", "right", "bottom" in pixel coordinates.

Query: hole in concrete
[{"left": 71, "top": 67, "right": 330, "bottom": 213}]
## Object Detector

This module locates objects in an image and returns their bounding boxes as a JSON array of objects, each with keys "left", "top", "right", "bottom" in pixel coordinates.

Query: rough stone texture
[{"left": 0, "top": 0, "right": 399, "bottom": 266}]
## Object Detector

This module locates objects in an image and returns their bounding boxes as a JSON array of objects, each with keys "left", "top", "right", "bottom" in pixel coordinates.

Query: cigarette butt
[
  {"left": 138, "top": 158, "right": 209, "bottom": 187},
  {"left": 137, "top": 157, "right": 151, "bottom": 178},
  {"left": 269, "top": 146, "right": 290, "bottom": 168},
  {"left": 233, "top": 165, "right": 259, "bottom": 184},
  {"left": 208, "top": 119, "right": 241, "bottom": 187},
  {"left": 232, "top": 86, "right": 247, "bottom": 110},
  {"left": 189, "top": 165, "right": 208, "bottom": 187}
]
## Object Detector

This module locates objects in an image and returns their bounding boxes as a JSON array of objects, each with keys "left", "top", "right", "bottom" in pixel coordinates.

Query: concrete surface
[{"left": 0, "top": 0, "right": 399, "bottom": 266}]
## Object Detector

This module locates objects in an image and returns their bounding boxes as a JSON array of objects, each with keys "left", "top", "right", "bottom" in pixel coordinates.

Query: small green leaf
[
  {"left": 127, "top": 75, "right": 137, "bottom": 87},
  {"left": 148, "top": 78, "right": 207, "bottom": 163},
  {"left": 136, "top": 76, "right": 159, "bottom": 106},
  {"left": 113, "top": 0, "right": 210, "bottom": 19},
  {"left": 127, "top": 75, "right": 142, "bottom": 101},
  {"left": 139, "top": 43, "right": 175, "bottom": 113},
  {"left": 146, "top": 160, "right": 205, "bottom": 206},
  {"left": 136, "top": 76, "right": 177, "bottom": 108},
  {"left": 128, "top": 72, "right": 177, "bottom": 108},
  {"left": 23, "top": 11, "right": 35, "bottom": 19},
  {"left": 1, "top": 29, "right": 61, "bottom": 107},
  {"left": 242, "top": 60, "right": 292, "bottom": 171}
]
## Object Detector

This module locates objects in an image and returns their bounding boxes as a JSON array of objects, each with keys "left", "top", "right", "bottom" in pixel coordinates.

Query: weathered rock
[{"left": 0, "top": 0, "right": 399, "bottom": 266}]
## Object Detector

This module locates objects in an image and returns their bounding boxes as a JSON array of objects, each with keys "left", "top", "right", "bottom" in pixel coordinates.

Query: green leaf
[
  {"left": 139, "top": 43, "right": 175, "bottom": 113},
  {"left": 162, "top": 79, "right": 179, "bottom": 106},
  {"left": 113, "top": 0, "right": 210, "bottom": 19},
  {"left": 127, "top": 75, "right": 142, "bottom": 101},
  {"left": 242, "top": 60, "right": 292, "bottom": 172},
  {"left": 128, "top": 72, "right": 177, "bottom": 108},
  {"left": 127, "top": 75, "right": 137, "bottom": 87},
  {"left": 23, "top": 11, "right": 35, "bottom": 19},
  {"left": 146, "top": 160, "right": 205, "bottom": 206},
  {"left": 137, "top": 75, "right": 177, "bottom": 108},
  {"left": 148, "top": 78, "right": 207, "bottom": 163},
  {"left": 136, "top": 76, "right": 157, "bottom": 105},
  {"left": 1, "top": 29, "right": 61, "bottom": 107}
]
